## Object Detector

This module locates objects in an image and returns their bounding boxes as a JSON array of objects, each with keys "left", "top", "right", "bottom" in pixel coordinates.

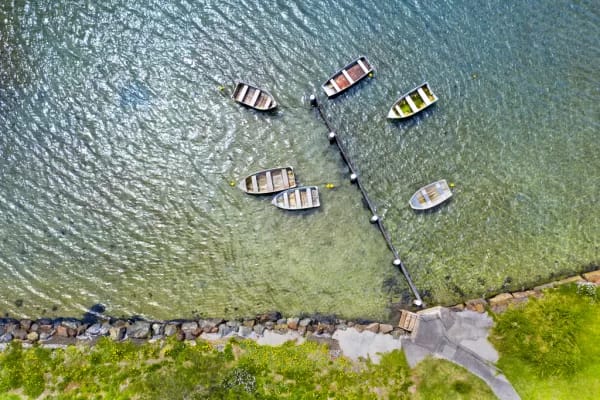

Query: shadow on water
[{"left": 81, "top": 304, "right": 107, "bottom": 325}]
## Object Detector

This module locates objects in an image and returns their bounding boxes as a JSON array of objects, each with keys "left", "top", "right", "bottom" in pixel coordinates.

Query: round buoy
[
  {"left": 413, "top": 299, "right": 423, "bottom": 307},
  {"left": 370, "top": 215, "right": 379, "bottom": 223},
  {"left": 229, "top": 181, "right": 236, "bottom": 187},
  {"left": 392, "top": 259, "right": 401, "bottom": 267},
  {"left": 350, "top": 173, "right": 357, "bottom": 183},
  {"left": 309, "top": 94, "right": 318, "bottom": 107},
  {"left": 449, "top": 182, "right": 455, "bottom": 188},
  {"left": 327, "top": 131, "right": 336, "bottom": 144}
]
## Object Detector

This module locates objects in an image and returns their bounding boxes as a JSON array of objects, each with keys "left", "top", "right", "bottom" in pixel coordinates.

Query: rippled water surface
[{"left": 1, "top": 0, "right": 598, "bottom": 320}]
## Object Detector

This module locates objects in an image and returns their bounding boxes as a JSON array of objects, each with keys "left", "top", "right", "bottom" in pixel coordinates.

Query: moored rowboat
[
  {"left": 387, "top": 82, "right": 438, "bottom": 119},
  {"left": 271, "top": 186, "right": 320, "bottom": 210},
  {"left": 322, "top": 56, "right": 374, "bottom": 98},
  {"left": 409, "top": 179, "right": 452, "bottom": 210},
  {"left": 232, "top": 82, "right": 277, "bottom": 111},
  {"left": 238, "top": 167, "right": 296, "bottom": 195}
]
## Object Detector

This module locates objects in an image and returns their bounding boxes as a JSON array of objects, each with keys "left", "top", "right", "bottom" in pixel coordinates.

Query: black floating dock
[{"left": 311, "top": 95, "right": 424, "bottom": 307}]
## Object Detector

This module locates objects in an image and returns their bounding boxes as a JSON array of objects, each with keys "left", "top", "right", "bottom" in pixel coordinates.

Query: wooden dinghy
[
  {"left": 238, "top": 167, "right": 296, "bottom": 195},
  {"left": 271, "top": 186, "right": 320, "bottom": 210},
  {"left": 232, "top": 82, "right": 277, "bottom": 111},
  {"left": 409, "top": 179, "right": 452, "bottom": 210},
  {"left": 322, "top": 56, "right": 374, "bottom": 98},
  {"left": 387, "top": 82, "right": 438, "bottom": 119}
]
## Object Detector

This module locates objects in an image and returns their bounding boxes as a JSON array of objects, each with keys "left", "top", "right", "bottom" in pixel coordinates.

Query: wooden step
[{"left": 398, "top": 310, "right": 418, "bottom": 332}]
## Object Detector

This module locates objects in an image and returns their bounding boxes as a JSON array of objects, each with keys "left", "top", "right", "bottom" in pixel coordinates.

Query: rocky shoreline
[
  {"left": 0, "top": 311, "right": 405, "bottom": 347},
  {"left": 1, "top": 269, "right": 598, "bottom": 348}
]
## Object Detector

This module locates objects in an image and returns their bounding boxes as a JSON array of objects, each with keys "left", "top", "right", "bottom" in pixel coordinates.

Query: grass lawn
[
  {"left": 490, "top": 283, "right": 600, "bottom": 400},
  {"left": 411, "top": 357, "right": 497, "bottom": 400},
  {"left": 0, "top": 334, "right": 495, "bottom": 399}
]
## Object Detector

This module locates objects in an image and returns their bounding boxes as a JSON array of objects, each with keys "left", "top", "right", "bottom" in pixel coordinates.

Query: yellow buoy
[
  {"left": 325, "top": 183, "right": 335, "bottom": 189},
  {"left": 229, "top": 181, "right": 236, "bottom": 187},
  {"left": 218, "top": 86, "right": 225, "bottom": 91},
  {"left": 449, "top": 182, "right": 455, "bottom": 188},
  {"left": 368, "top": 72, "right": 374, "bottom": 78}
]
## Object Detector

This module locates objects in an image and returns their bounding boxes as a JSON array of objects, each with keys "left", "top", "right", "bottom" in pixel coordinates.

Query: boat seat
[
  {"left": 357, "top": 59, "right": 369, "bottom": 74},
  {"left": 405, "top": 95, "right": 420, "bottom": 113},
  {"left": 281, "top": 169, "right": 289, "bottom": 187},
  {"left": 283, "top": 191, "right": 290, "bottom": 208},
  {"left": 330, "top": 78, "right": 342, "bottom": 93},
  {"left": 263, "top": 97, "right": 271, "bottom": 109},
  {"left": 394, "top": 104, "right": 404, "bottom": 117},
  {"left": 250, "top": 89, "right": 261, "bottom": 106},
  {"left": 306, "top": 188, "right": 313, "bottom": 208},
  {"left": 294, "top": 190, "right": 302, "bottom": 208},
  {"left": 265, "top": 170, "right": 274, "bottom": 192},
  {"left": 417, "top": 87, "right": 431, "bottom": 105},
  {"left": 342, "top": 69, "right": 355, "bottom": 84},
  {"left": 421, "top": 189, "right": 432, "bottom": 204},
  {"left": 251, "top": 175, "right": 259, "bottom": 193},
  {"left": 236, "top": 85, "right": 248, "bottom": 102}
]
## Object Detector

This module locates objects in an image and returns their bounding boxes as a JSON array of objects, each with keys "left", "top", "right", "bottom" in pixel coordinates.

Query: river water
[{"left": 0, "top": 0, "right": 598, "bottom": 320}]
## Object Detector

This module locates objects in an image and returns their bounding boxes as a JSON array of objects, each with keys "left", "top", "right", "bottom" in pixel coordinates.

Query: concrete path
[
  {"left": 332, "top": 328, "right": 402, "bottom": 363},
  {"left": 401, "top": 307, "right": 520, "bottom": 400}
]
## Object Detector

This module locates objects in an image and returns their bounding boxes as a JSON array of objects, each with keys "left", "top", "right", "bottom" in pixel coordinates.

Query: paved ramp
[{"left": 401, "top": 307, "right": 520, "bottom": 400}]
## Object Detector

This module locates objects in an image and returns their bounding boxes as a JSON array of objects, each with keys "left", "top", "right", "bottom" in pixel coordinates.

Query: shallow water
[{"left": 0, "top": 0, "right": 598, "bottom": 320}]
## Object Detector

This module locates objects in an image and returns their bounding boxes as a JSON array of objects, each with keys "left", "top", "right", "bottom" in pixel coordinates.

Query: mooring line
[{"left": 310, "top": 95, "right": 424, "bottom": 307}]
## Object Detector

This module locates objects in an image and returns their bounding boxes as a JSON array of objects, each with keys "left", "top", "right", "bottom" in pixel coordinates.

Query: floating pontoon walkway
[{"left": 310, "top": 95, "right": 424, "bottom": 307}]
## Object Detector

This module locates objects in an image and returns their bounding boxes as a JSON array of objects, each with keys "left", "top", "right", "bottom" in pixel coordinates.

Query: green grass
[
  {"left": 411, "top": 357, "right": 497, "bottom": 400},
  {"left": 490, "top": 283, "right": 600, "bottom": 400},
  {"left": 0, "top": 335, "right": 496, "bottom": 399}
]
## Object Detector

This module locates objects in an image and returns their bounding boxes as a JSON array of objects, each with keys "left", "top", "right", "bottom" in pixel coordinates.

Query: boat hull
[
  {"left": 271, "top": 186, "right": 320, "bottom": 210},
  {"left": 409, "top": 179, "right": 452, "bottom": 210},
  {"left": 232, "top": 82, "right": 277, "bottom": 111},
  {"left": 387, "top": 82, "right": 438, "bottom": 119},
  {"left": 238, "top": 167, "right": 296, "bottom": 195},
  {"left": 321, "top": 56, "right": 374, "bottom": 98}
]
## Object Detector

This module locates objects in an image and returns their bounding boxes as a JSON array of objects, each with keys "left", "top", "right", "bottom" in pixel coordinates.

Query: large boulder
[
  {"left": 127, "top": 321, "right": 151, "bottom": 339},
  {"left": 164, "top": 324, "right": 179, "bottom": 337},
  {"left": 109, "top": 326, "right": 126, "bottom": 341},
  {"left": 379, "top": 324, "right": 394, "bottom": 334},
  {"left": 287, "top": 317, "right": 300, "bottom": 330},
  {"left": 86, "top": 323, "right": 110, "bottom": 337}
]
